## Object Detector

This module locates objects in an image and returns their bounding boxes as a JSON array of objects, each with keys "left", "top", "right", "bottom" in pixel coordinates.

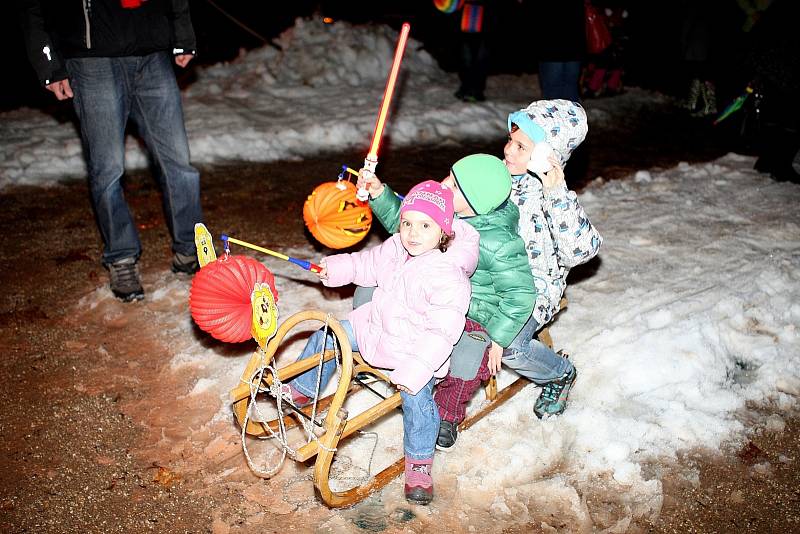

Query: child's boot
[
  {"left": 436, "top": 420, "right": 459, "bottom": 451},
  {"left": 404, "top": 457, "right": 434, "bottom": 505},
  {"left": 280, "top": 383, "right": 312, "bottom": 407},
  {"left": 533, "top": 366, "right": 577, "bottom": 419}
]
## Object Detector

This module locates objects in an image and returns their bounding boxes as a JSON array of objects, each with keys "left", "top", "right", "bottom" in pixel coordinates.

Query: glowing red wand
[{"left": 357, "top": 22, "right": 411, "bottom": 201}]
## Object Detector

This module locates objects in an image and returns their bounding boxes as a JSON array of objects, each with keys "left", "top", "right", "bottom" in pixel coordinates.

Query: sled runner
[{"left": 229, "top": 304, "right": 564, "bottom": 508}]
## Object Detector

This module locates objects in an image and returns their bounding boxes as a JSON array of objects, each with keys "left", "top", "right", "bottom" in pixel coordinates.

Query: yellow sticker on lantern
[
  {"left": 194, "top": 223, "right": 217, "bottom": 269},
  {"left": 251, "top": 283, "right": 278, "bottom": 348}
]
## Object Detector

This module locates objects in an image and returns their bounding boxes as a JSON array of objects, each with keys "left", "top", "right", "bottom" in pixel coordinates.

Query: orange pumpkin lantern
[{"left": 303, "top": 181, "right": 372, "bottom": 249}]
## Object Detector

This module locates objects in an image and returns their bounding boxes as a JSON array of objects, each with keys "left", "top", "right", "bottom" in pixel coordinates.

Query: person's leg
[
  {"left": 66, "top": 57, "right": 139, "bottom": 265},
  {"left": 539, "top": 61, "right": 581, "bottom": 102},
  {"left": 290, "top": 320, "right": 358, "bottom": 400},
  {"left": 538, "top": 61, "right": 559, "bottom": 99},
  {"left": 502, "top": 316, "right": 572, "bottom": 383},
  {"left": 503, "top": 315, "right": 576, "bottom": 418},
  {"left": 560, "top": 61, "right": 582, "bottom": 102},
  {"left": 129, "top": 52, "right": 202, "bottom": 262},
  {"left": 402, "top": 377, "right": 438, "bottom": 504},
  {"left": 433, "top": 319, "right": 491, "bottom": 425},
  {"left": 433, "top": 319, "right": 491, "bottom": 450}
]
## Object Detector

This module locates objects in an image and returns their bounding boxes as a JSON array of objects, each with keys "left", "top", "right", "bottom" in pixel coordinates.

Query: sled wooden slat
[{"left": 464, "top": 377, "right": 528, "bottom": 433}]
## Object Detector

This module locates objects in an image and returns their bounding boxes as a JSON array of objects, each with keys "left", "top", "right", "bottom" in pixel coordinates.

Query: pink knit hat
[{"left": 399, "top": 180, "right": 455, "bottom": 235}]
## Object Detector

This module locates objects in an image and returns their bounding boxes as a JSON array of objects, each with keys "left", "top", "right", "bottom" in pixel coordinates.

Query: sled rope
[{"left": 240, "top": 314, "right": 344, "bottom": 478}]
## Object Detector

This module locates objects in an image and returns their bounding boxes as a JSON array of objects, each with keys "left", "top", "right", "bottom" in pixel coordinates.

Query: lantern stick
[
  {"left": 341, "top": 166, "right": 359, "bottom": 178},
  {"left": 221, "top": 234, "right": 322, "bottom": 273},
  {"left": 368, "top": 22, "right": 410, "bottom": 160},
  {"left": 357, "top": 22, "right": 411, "bottom": 201}
]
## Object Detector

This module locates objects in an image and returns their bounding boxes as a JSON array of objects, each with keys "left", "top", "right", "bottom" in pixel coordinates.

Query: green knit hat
[{"left": 451, "top": 154, "right": 512, "bottom": 215}]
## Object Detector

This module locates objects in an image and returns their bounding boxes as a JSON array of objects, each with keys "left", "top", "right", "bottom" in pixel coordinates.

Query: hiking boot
[
  {"left": 533, "top": 367, "right": 577, "bottom": 419},
  {"left": 435, "top": 420, "right": 458, "bottom": 451},
  {"left": 107, "top": 257, "right": 144, "bottom": 302},
  {"left": 404, "top": 458, "right": 433, "bottom": 505},
  {"left": 171, "top": 251, "right": 200, "bottom": 274}
]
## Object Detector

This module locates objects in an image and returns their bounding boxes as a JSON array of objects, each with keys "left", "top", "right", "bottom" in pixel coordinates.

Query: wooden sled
[{"left": 230, "top": 303, "right": 565, "bottom": 508}]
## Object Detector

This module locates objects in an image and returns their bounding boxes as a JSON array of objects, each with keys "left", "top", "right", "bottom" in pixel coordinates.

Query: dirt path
[{"left": 2, "top": 96, "right": 798, "bottom": 533}]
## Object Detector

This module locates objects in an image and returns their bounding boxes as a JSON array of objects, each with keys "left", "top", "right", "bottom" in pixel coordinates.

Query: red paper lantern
[
  {"left": 189, "top": 255, "right": 278, "bottom": 343},
  {"left": 303, "top": 181, "right": 372, "bottom": 249}
]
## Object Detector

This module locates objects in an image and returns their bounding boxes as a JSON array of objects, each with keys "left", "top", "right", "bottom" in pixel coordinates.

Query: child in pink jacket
[{"left": 287, "top": 180, "right": 479, "bottom": 505}]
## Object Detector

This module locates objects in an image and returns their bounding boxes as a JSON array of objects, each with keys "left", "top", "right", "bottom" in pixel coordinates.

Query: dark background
[{"left": 3, "top": 0, "right": 754, "bottom": 112}]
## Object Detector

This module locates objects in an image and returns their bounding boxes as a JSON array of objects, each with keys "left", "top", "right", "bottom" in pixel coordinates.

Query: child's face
[
  {"left": 440, "top": 172, "right": 475, "bottom": 216},
  {"left": 503, "top": 126, "right": 534, "bottom": 176},
  {"left": 399, "top": 210, "right": 443, "bottom": 256}
]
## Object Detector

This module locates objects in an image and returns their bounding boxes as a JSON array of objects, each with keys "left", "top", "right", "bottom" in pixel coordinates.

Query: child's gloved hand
[{"left": 357, "top": 168, "right": 385, "bottom": 199}]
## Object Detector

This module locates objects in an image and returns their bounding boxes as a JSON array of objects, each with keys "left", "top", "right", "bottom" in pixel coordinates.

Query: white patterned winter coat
[
  {"left": 507, "top": 99, "right": 602, "bottom": 326},
  {"left": 510, "top": 174, "right": 602, "bottom": 326}
]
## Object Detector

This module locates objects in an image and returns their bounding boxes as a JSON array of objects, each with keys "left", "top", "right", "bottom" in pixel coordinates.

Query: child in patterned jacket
[
  {"left": 503, "top": 99, "right": 602, "bottom": 410},
  {"left": 433, "top": 99, "right": 602, "bottom": 449}
]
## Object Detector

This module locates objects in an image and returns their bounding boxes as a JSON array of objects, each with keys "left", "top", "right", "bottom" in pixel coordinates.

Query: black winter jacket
[{"left": 17, "top": 0, "right": 196, "bottom": 85}]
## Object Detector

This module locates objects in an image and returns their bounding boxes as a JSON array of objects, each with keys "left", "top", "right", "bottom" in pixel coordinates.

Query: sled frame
[{"left": 230, "top": 303, "right": 564, "bottom": 508}]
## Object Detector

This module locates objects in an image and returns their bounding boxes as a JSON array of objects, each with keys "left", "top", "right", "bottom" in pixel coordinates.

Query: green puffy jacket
[{"left": 370, "top": 185, "right": 536, "bottom": 347}]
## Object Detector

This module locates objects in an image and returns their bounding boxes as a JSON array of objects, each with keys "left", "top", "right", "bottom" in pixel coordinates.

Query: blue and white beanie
[{"left": 507, "top": 100, "right": 588, "bottom": 167}]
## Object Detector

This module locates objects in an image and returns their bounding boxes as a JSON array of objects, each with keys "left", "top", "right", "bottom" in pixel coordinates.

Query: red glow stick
[
  {"left": 358, "top": 23, "right": 411, "bottom": 201},
  {"left": 367, "top": 22, "right": 411, "bottom": 160}
]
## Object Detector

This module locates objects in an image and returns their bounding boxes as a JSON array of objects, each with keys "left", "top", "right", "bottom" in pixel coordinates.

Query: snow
[{"left": 5, "top": 15, "right": 799, "bottom": 529}]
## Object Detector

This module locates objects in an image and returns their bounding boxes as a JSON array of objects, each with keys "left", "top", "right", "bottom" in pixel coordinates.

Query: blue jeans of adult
[
  {"left": 538, "top": 61, "right": 582, "bottom": 102},
  {"left": 291, "top": 320, "right": 439, "bottom": 460},
  {"left": 502, "top": 315, "right": 573, "bottom": 383},
  {"left": 66, "top": 51, "right": 202, "bottom": 265}
]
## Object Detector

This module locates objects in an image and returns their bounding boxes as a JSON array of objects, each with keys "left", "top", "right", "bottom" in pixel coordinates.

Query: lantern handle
[{"left": 221, "top": 234, "right": 323, "bottom": 273}]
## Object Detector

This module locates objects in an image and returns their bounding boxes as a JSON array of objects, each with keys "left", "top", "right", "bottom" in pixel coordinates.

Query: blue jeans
[
  {"left": 66, "top": 52, "right": 202, "bottom": 265},
  {"left": 502, "top": 315, "right": 573, "bottom": 383},
  {"left": 291, "top": 320, "right": 439, "bottom": 460},
  {"left": 538, "top": 61, "right": 582, "bottom": 102}
]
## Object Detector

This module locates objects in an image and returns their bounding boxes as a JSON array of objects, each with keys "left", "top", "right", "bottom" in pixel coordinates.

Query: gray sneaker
[
  {"left": 171, "top": 251, "right": 199, "bottom": 274},
  {"left": 107, "top": 258, "right": 144, "bottom": 302}
]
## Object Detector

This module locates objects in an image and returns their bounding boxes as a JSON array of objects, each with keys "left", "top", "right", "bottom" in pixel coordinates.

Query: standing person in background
[
  {"left": 679, "top": 0, "right": 718, "bottom": 117},
  {"left": 17, "top": 0, "right": 204, "bottom": 302},
  {"left": 454, "top": 0, "right": 490, "bottom": 102},
  {"left": 529, "top": 0, "right": 586, "bottom": 102},
  {"left": 582, "top": 2, "right": 628, "bottom": 98}
]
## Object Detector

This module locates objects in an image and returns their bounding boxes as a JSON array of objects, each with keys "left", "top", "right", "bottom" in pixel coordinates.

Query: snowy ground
[
  {"left": 3, "top": 15, "right": 799, "bottom": 532},
  {"left": 66, "top": 149, "right": 800, "bottom": 531}
]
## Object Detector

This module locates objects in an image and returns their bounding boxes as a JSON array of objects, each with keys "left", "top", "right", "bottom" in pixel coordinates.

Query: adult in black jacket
[{"left": 17, "top": 0, "right": 204, "bottom": 301}]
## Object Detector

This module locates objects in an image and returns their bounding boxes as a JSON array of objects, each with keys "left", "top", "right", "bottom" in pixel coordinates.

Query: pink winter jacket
[{"left": 322, "top": 219, "right": 479, "bottom": 395}]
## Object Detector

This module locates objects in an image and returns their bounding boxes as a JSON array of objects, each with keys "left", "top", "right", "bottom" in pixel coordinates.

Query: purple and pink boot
[{"left": 404, "top": 457, "right": 433, "bottom": 505}]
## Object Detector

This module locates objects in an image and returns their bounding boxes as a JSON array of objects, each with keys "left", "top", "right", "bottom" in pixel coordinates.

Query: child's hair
[{"left": 438, "top": 232, "right": 454, "bottom": 252}]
